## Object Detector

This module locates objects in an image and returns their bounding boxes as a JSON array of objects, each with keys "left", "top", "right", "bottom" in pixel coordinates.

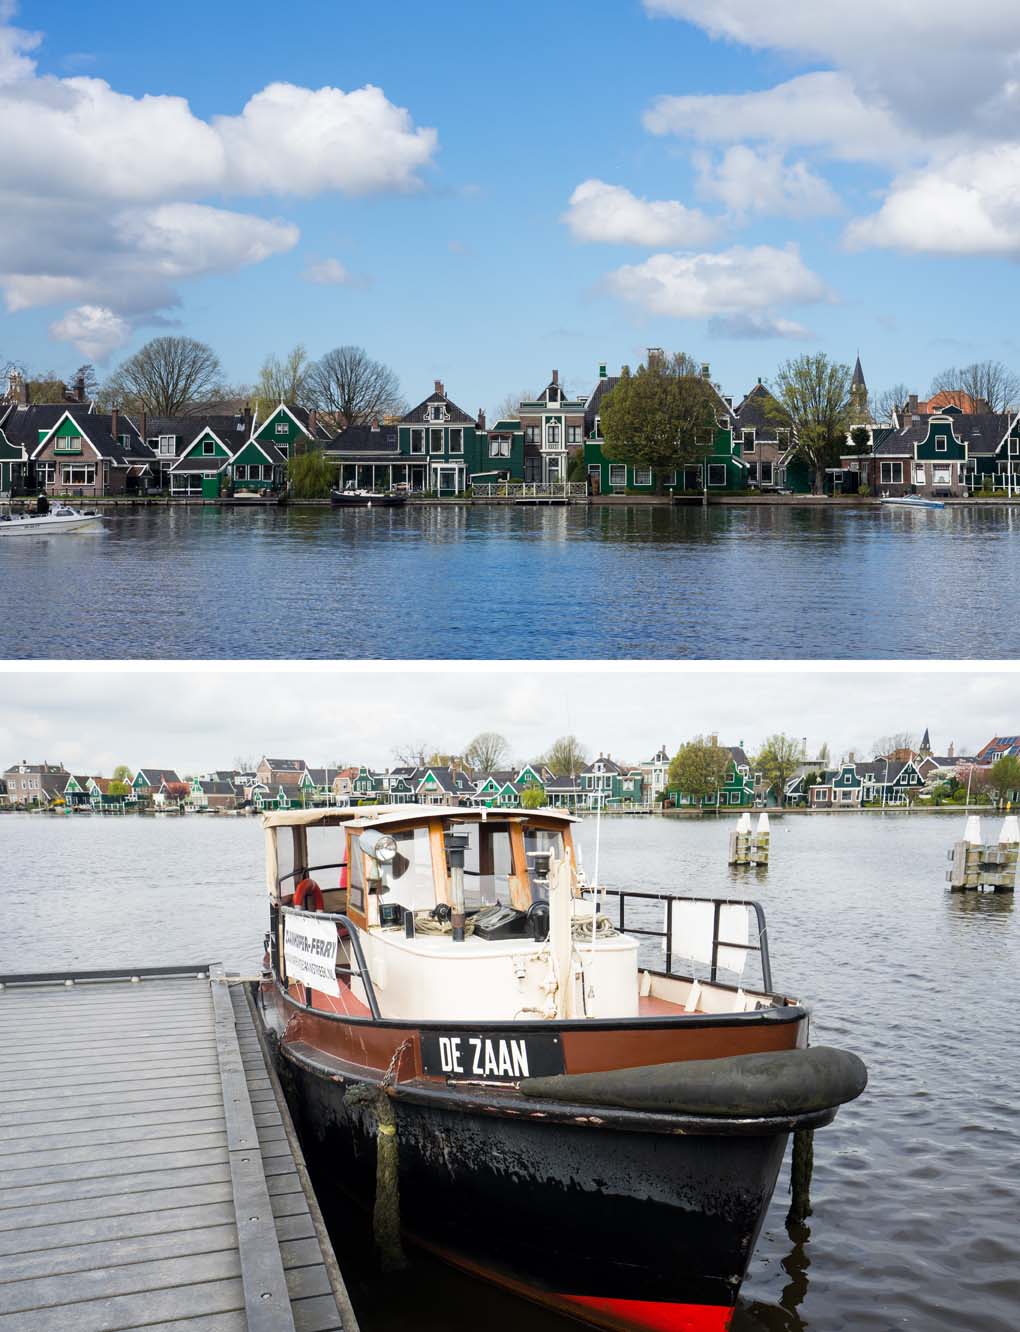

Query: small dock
[{"left": 0, "top": 964, "right": 357, "bottom": 1332}]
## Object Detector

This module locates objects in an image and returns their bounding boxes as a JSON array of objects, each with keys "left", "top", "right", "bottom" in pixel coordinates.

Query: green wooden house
[
  {"left": 584, "top": 424, "right": 749, "bottom": 495},
  {"left": 168, "top": 426, "right": 235, "bottom": 498},
  {"left": 669, "top": 746, "right": 756, "bottom": 809},
  {"left": 397, "top": 382, "right": 485, "bottom": 496},
  {"left": 579, "top": 756, "right": 644, "bottom": 809}
]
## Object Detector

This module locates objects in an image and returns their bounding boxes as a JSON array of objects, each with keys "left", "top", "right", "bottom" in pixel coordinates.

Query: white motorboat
[
  {"left": 0, "top": 505, "right": 105, "bottom": 535},
  {"left": 879, "top": 495, "right": 945, "bottom": 510}
]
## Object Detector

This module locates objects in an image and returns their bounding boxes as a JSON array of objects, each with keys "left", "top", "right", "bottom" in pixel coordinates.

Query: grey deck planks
[{"left": 0, "top": 969, "right": 354, "bottom": 1332}]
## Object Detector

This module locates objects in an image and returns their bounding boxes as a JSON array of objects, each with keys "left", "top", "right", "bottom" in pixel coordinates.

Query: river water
[
  {"left": 3, "top": 503, "right": 1019, "bottom": 659},
  {"left": 2, "top": 810, "right": 1016, "bottom": 1331}
]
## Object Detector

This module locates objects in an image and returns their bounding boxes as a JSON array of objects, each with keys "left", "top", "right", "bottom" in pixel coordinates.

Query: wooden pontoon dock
[{"left": 0, "top": 964, "right": 357, "bottom": 1332}]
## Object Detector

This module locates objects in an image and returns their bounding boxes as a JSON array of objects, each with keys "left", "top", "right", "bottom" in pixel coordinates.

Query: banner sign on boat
[
  {"left": 421, "top": 1030, "right": 564, "bottom": 1081},
  {"left": 284, "top": 912, "right": 340, "bottom": 998}
]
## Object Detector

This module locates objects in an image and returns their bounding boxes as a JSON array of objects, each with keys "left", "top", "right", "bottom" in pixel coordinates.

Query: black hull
[
  {"left": 330, "top": 490, "right": 407, "bottom": 508},
  {"left": 277, "top": 1047, "right": 792, "bottom": 1329}
]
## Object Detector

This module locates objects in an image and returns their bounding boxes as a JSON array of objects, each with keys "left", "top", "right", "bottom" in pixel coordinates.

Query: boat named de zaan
[{"left": 256, "top": 804, "right": 866, "bottom": 1332}]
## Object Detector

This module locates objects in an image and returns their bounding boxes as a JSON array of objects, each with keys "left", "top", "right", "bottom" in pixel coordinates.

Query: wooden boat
[
  {"left": 0, "top": 504, "right": 104, "bottom": 534},
  {"left": 879, "top": 495, "right": 945, "bottom": 510},
  {"left": 256, "top": 805, "right": 866, "bottom": 1332},
  {"left": 330, "top": 487, "right": 407, "bottom": 508}
]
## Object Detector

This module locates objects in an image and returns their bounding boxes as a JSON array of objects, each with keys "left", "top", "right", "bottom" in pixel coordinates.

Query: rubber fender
[{"left": 519, "top": 1045, "right": 867, "bottom": 1118}]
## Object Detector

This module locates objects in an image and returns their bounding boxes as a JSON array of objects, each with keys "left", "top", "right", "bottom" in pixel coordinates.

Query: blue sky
[{"left": 3, "top": 0, "right": 1020, "bottom": 413}]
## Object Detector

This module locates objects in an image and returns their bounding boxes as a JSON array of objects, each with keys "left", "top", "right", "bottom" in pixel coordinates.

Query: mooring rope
[
  {"left": 345, "top": 1037, "right": 412, "bottom": 1272},
  {"left": 787, "top": 1128, "right": 814, "bottom": 1225}
]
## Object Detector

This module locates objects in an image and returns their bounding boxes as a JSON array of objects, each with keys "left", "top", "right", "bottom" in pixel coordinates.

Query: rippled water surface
[
  {"left": 4, "top": 503, "right": 1020, "bottom": 658},
  {"left": 3, "top": 811, "right": 1017, "bottom": 1330}
]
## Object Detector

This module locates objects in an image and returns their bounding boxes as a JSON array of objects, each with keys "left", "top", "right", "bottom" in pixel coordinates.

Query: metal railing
[
  {"left": 471, "top": 482, "right": 588, "bottom": 498},
  {"left": 595, "top": 888, "right": 772, "bottom": 992},
  {"left": 278, "top": 904, "right": 382, "bottom": 1019}
]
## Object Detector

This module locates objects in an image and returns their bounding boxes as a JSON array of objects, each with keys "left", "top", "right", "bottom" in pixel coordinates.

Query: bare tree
[
  {"left": 543, "top": 735, "right": 589, "bottom": 776},
  {"left": 493, "top": 390, "right": 537, "bottom": 421},
  {"left": 872, "top": 732, "right": 917, "bottom": 759},
  {"left": 929, "top": 361, "right": 1020, "bottom": 413},
  {"left": 102, "top": 337, "right": 224, "bottom": 415},
  {"left": 254, "top": 345, "right": 312, "bottom": 416},
  {"left": 464, "top": 731, "right": 510, "bottom": 772},
  {"left": 870, "top": 383, "right": 910, "bottom": 423},
  {"left": 307, "top": 346, "right": 404, "bottom": 428},
  {"left": 392, "top": 741, "right": 435, "bottom": 768}
]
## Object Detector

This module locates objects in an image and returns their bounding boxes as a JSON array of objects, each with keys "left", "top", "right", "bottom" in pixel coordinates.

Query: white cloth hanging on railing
[{"left": 669, "top": 900, "right": 750, "bottom": 976}]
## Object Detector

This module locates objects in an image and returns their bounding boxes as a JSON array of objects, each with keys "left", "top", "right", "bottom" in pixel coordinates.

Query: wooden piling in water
[{"left": 946, "top": 816, "right": 1018, "bottom": 891}]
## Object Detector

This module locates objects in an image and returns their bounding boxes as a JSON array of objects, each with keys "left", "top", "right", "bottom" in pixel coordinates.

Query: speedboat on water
[
  {"left": 879, "top": 495, "right": 945, "bottom": 510},
  {"left": 0, "top": 504, "right": 105, "bottom": 535},
  {"left": 256, "top": 805, "right": 867, "bottom": 1332}
]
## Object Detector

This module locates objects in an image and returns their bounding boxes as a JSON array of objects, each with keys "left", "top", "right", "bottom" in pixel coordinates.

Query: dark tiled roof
[
  {"left": 0, "top": 404, "right": 75, "bottom": 450},
  {"left": 306, "top": 768, "right": 340, "bottom": 785},
  {"left": 328, "top": 424, "right": 400, "bottom": 455},
  {"left": 136, "top": 769, "right": 181, "bottom": 786},
  {"left": 263, "top": 759, "right": 306, "bottom": 772},
  {"left": 139, "top": 415, "right": 250, "bottom": 451},
  {"left": 585, "top": 376, "right": 620, "bottom": 433},
  {"left": 171, "top": 455, "right": 230, "bottom": 473},
  {"left": 28, "top": 408, "right": 150, "bottom": 464},
  {"left": 197, "top": 780, "right": 235, "bottom": 797},
  {"left": 728, "top": 746, "right": 750, "bottom": 768},
  {"left": 875, "top": 412, "right": 1010, "bottom": 456},
  {"left": 401, "top": 392, "right": 475, "bottom": 426},
  {"left": 733, "top": 383, "right": 795, "bottom": 443}
]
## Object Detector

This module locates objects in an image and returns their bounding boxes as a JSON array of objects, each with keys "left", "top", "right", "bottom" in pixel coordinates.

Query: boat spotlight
[{"left": 360, "top": 828, "right": 398, "bottom": 865}]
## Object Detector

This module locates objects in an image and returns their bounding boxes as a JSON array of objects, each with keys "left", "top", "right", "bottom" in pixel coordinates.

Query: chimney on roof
[
  {"left": 308, "top": 409, "right": 318, "bottom": 437},
  {"left": 243, "top": 404, "right": 253, "bottom": 436},
  {"left": 74, "top": 371, "right": 86, "bottom": 403},
  {"left": 552, "top": 369, "right": 559, "bottom": 385},
  {"left": 434, "top": 380, "right": 445, "bottom": 397},
  {"left": 138, "top": 410, "right": 147, "bottom": 445},
  {"left": 110, "top": 406, "right": 120, "bottom": 440},
  {"left": 849, "top": 750, "right": 855, "bottom": 763},
  {"left": 908, "top": 394, "right": 919, "bottom": 413},
  {"left": 477, "top": 409, "right": 486, "bottom": 431}
]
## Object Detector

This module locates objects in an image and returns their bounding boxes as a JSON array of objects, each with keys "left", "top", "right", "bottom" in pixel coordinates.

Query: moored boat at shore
[
  {"left": 879, "top": 494, "right": 945, "bottom": 510},
  {"left": 256, "top": 804, "right": 867, "bottom": 1332},
  {"left": 0, "top": 504, "right": 105, "bottom": 534},
  {"left": 330, "top": 487, "right": 407, "bottom": 508}
]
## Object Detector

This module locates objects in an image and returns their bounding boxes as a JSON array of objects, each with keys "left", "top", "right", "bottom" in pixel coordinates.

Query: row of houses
[{"left": 5, "top": 735, "right": 1016, "bottom": 816}]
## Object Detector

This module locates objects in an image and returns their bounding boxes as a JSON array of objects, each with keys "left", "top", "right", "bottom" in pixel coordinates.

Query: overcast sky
[{"left": 2, "top": 666, "right": 1013, "bottom": 775}]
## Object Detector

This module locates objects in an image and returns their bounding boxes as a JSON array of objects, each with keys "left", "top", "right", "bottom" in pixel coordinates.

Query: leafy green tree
[
  {"left": 520, "top": 783, "right": 546, "bottom": 809},
  {"left": 600, "top": 353, "right": 718, "bottom": 482},
  {"left": 753, "top": 734, "right": 803, "bottom": 807},
  {"left": 667, "top": 737, "right": 732, "bottom": 803},
  {"left": 108, "top": 780, "right": 131, "bottom": 797},
  {"left": 543, "top": 735, "right": 588, "bottom": 777},
  {"left": 769, "top": 353, "right": 854, "bottom": 494},
  {"left": 112, "top": 764, "right": 132, "bottom": 783},
  {"left": 287, "top": 451, "right": 334, "bottom": 499},
  {"left": 989, "top": 755, "right": 1020, "bottom": 806}
]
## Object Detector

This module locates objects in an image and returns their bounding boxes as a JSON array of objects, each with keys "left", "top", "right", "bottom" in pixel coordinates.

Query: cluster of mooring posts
[
  {"left": 946, "top": 815, "right": 1020, "bottom": 891},
  {"left": 728, "top": 812, "right": 770, "bottom": 867},
  {"left": 0, "top": 963, "right": 358, "bottom": 1332}
]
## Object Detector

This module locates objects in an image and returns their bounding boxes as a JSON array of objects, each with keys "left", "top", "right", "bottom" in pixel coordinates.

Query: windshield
[
  {"left": 524, "top": 828, "right": 564, "bottom": 901},
  {"left": 382, "top": 827, "right": 435, "bottom": 912},
  {"left": 448, "top": 821, "right": 514, "bottom": 909}
]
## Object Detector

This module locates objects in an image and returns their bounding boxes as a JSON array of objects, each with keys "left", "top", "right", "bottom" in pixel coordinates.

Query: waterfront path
[{"left": 0, "top": 964, "right": 357, "bottom": 1332}]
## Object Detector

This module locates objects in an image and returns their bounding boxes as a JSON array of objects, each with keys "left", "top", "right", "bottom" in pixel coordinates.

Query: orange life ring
[{"left": 293, "top": 878, "right": 325, "bottom": 912}]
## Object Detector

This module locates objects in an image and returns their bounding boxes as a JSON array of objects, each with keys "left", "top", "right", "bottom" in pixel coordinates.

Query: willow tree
[
  {"left": 769, "top": 353, "right": 853, "bottom": 494},
  {"left": 600, "top": 353, "right": 718, "bottom": 483}
]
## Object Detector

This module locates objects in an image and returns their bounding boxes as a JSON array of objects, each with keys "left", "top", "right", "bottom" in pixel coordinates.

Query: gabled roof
[
  {"left": 261, "top": 758, "right": 306, "bottom": 771},
  {"left": 401, "top": 390, "right": 475, "bottom": 426},
  {"left": 0, "top": 403, "right": 75, "bottom": 451},
  {"left": 728, "top": 746, "right": 750, "bottom": 769},
  {"left": 195, "top": 780, "right": 236, "bottom": 796},
  {"left": 31, "top": 409, "right": 150, "bottom": 464},
  {"left": 255, "top": 403, "right": 328, "bottom": 441},
  {"left": 733, "top": 382, "right": 795, "bottom": 443},
  {"left": 138, "top": 414, "right": 250, "bottom": 451},
  {"left": 874, "top": 411, "right": 1010, "bottom": 457},
  {"left": 306, "top": 767, "right": 340, "bottom": 786},
  {"left": 328, "top": 423, "right": 400, "bottom": 455},
  {"left": 135, "top": 768, "right": 181, "bottom": 786},
  {"left": 583, "top": 756, "right": 622, "bottom": 775}
]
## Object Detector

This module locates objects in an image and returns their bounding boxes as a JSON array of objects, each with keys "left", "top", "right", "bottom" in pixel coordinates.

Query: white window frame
[
  {"left": 566, "top": 425, "right": 582, "bottom": 444},
  {"left": 489, "top": 437, "right": 511, "bottom": 459},
  {"left": 448, "top": 428, "right": 463, "bottom": 454},
  {"left": 202, "top": 439, "right": 216, "bottom": 456},
  {"left": 880, "top": 461, "right": 903, "bottom": 485},
  {"left": 546, "top": 423, "right": 560, "bottom": 446},
  {"left": 634, "top": 467, "right": 652, "bottom": 486},
  {"left": 608, "top": 464, "right": 627, "bottom": 487},
  {"left": 410, "top": 429, "right": 425, "bottom": 455},
  {"left": 935, "top": 437, "right": 947, "bottom": 453},
  {"left": 760, "top": 461, "right": 773, "bottom": 484},
  {"left": 524, "top": 425, "right": 538, "bottom": 445},
  {"left": 429, "top": 429, "right": 444, "bottom": 454},
  {"left": 914, "top": 464, "right": 925, "bottom": 484},
  {"left": 1009, "top": 438, "right": 1019, "bottom": 456},
  {"left": 38, "top": 462, "right": 56, "bottom": 484},
  {"left": 61, "top": 462, "right": 96, "bottom": 485},
  {"left": 54, "top": 436, "right": 82, "bottom": 454},
  {"left": 158, "top": 436, "right": 175, "bottom": 457}
]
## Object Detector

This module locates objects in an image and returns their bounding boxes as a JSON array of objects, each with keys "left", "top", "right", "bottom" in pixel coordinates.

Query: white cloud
[
  {"left": 645, "top": 73, "right": 918, "bottom": 166},
  {"left": 302, "top": 258, "right": 355, "bottom": 286},
  {"left": 563, "top": 178, "right": 718, "bottom": 247},
  {"left": 116, "top": 205, "right": 298, "bottom": 279},
  {"left": 0, "top": 3, "right": 437, "bottom": 349},
  {"left": 708, "top": 312, "right": 809, "bottom": 339},
  {"left": 603, "top": 243, "right": 830, "bottom": 324},
  {"left": 846, "top": 146, "right": 1020, "bottom": 256},
  {"left": 48, "top": 305, "right": 131, "bottom": 360},
  {"left": 695, "top": 146, "right": 840, "bottom": 219}
]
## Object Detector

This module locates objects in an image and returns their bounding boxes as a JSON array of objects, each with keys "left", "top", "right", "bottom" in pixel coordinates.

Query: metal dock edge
[{"left": 0, "top": 964, "right": 358, "bottom": 1332}]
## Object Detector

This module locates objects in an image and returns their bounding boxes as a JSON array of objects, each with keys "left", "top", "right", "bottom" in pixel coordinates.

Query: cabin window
[
  {"left": 275, "top": 827, "right": 297, "bottom": 890},
  {"left": 523, "top": 828, "right": 564, "bottom": 900},
  {"left": 304, "top": 825, "right": 347, "bottom": 886},
  {"left": 347, "top": 834, "right": 365, "bottom": 913},
  {"left": 382, "top": 827, "right": 435, "bottom": 912},
  {"left": 448, "top": 822, "right": 513, "bottom": 909}
]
